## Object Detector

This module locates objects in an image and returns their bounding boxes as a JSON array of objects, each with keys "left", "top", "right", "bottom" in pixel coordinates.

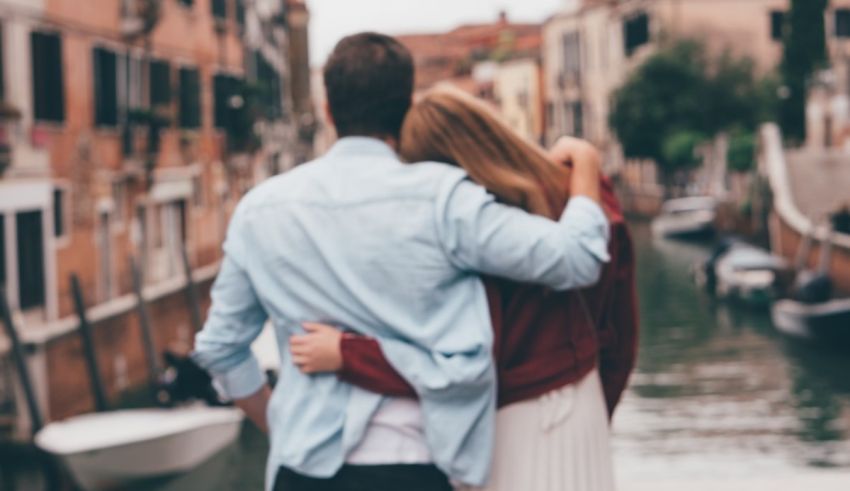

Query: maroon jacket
[{"left": 338, "top": 178, "right": 639, "bottom": 416}]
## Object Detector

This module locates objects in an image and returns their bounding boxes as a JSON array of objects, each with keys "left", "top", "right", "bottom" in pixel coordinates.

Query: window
[
  {"left": 562, "top": 31, "right": 581, "bottom": 77},
  {"left": 31, "top": 31, "right": 65, "bottom": 123},
  {"left": 150, "top": 59, "right": 172, "bottom": 108},
  {"left": 771, "top": 11, "right": 786, "bottom": 41},
  {"left": 213, "top": 73, "right": 242, "bottom": 128},
  {"left": 836, "top": 9, "right": 850, "bottom": 38},
  {"left": 572, "top": 102, "right": 584, "bottom": 138},
  {"left": 16, "top": 211, "right": 46, "bottom": 309},
  {"left": 178, "top": 0, "right": 194, "bottom": 7},
  {"left": 53, "top": 187, "right": 67, "bottom": 238},
  {"left": 624, "top": 12, "right": 650, "bottom": 57},
  {"left": 212, "top": 0, "right": 227, "bottom": 19},
  {"left": 0, "top": 24, "right": 5, "bottom": 101},
  {"left": 94, "top": 47, "right": 118, "bottom": 126},
  {"left": 112, "top": 180, "right": 128, "bottom": 226},
  {"left": 235, "top": 0, "right": 246, "bottom": 27},
  {"left": 253, "top": 51, "right": 283, "bottom": 120},
  {"left": 120, "top": 54, "right": 145, "bottom": 112},
  {"left": 178, "top": 67, "right": 201, "bottom": 128},
  {"left": 0, "top": 215, "right": 5, "bottom": 289}
]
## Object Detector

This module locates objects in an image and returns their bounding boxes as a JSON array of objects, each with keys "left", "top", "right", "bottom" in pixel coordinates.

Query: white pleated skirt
[{"left": 459, "top": 369, "right": 616, "bottom": 491}]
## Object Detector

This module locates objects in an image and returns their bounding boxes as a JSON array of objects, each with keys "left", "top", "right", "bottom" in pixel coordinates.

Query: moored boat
[
  {"left": 770, "top": 226, "right": 850, "bottom": 344},
  {"left": 35, "top": 404, "right": 243, "bottom": 491},
  {"left": 772, "top": 298, "right": 850, "bottom": 342},
  {"left": 652, "top": 197, "right": 717, "bottom": 239},
  {"left": 698, "top": 240, "right": 790, "bottom": 305}
]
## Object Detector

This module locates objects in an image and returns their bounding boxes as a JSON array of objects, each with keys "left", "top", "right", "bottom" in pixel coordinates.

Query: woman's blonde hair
[{"left": 400, "top": 85, "right": 570, "bottom": 219}]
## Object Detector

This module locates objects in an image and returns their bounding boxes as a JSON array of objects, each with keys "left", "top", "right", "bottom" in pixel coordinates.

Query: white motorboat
[
  {"left": 34, "top": 404, "right": 243, "bottom": 491},
  {"left": 699, "top": 241, "right": 789, "bottom": 305},
  {"left": 772, "top": 298, "right": 850, "bottom": 342},
  {"left": 652, "top": 197, "right": 717, "bottom": 239},
  {"left": 770, "top": 225, "right": 850, "bottom": 344}
]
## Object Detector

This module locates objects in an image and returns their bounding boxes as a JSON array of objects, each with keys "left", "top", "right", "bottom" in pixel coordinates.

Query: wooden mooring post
[
  {"left": 0, "top": 288, "right": 66, "bottom": 490},
  {"left": 69, "top": 274, "right": 109, "bottom": 413},
  {"left": 0, "top": 287, "right": 43, "bottom": 435},
  {"left": 130, "top": 255, "right": 161, "bottom": 390}
]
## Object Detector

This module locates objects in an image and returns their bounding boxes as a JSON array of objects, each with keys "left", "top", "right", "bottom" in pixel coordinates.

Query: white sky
[{"left": 306, "top": 0, "right": 576, "bottom": 66}]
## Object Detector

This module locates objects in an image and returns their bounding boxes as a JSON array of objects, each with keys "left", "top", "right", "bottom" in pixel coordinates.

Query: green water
[
  {"left": 17, "top": 220, "right": 850, "bottom": 489},
  {"left": 613, "top": 221, "right": 850, "bottom": 481}
]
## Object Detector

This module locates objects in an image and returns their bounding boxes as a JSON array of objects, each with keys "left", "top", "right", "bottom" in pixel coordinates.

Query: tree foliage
[
  {"left": 780, "top": 0, "right": 828, "bottom": 143},
  {"left": 727, "top": 131, "right": 757, "bottom": 173},
  {"left": 609, "top": 40, "right": 768, "bottom": 176},
  {"left": 662, "top": 131, "right": 706, "bottom": 171}
]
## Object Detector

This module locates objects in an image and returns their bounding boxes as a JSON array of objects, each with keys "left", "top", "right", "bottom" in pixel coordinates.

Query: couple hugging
[{"left": 193, "top": 32, "right": 637, "bottom": 491}]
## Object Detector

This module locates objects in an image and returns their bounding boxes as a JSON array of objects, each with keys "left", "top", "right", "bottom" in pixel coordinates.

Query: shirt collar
[{"left": 325, "top": 137, "right": 399, "bottom": 160}]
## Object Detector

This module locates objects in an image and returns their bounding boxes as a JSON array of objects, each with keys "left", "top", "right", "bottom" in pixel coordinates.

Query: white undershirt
[{"left": 346, "top": 398, "right": 432, "bottom": 465}]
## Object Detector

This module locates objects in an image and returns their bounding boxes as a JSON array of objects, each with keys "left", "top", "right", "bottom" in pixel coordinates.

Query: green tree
[
  {"left": 780, "top": 0, "right": 828, "bottom": 144},
  {"left": 727, "top": 131, "right": 757, "bottom": 173},
  {"left": 609, "top": 39, "right": 769, "bottom": 183},
  {"left": 662, "top": 131, "right": 707, "bottom": 171}
]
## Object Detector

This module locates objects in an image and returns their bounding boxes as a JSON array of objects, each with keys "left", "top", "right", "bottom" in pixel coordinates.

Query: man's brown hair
[{"left": 323, "top": 32, "right": 414, "bottom": 140}]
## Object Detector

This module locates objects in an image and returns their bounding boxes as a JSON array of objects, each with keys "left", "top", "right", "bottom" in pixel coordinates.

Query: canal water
[{"left": 19, "top": 220, "right": 850, "bottom": 490}]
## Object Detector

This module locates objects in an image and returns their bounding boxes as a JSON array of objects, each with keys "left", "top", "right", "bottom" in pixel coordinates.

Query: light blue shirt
[{"left": 192, "top": 137, "right": 610, "bottom": 489}]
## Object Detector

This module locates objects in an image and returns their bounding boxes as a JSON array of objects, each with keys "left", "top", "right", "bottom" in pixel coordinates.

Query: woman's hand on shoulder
[
  {"left": 549, "top": 137, "right": 602, "bottom": 203},
  {"left": 547, "top": 136, "right": 601, "bottom": 170},
  {"left": 290, "top": 323, "right": 344, "bottom": 374}
]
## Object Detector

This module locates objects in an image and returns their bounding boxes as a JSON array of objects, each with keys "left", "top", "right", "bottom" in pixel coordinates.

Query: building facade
[
  {"left": 494, "top": 58, "right": 545, "bottom": 143},
  {"left": 0, "top": 0, "right": 308, "bottom": 436},
  {"left": 543, "top": 0, "right": 850, "bottom": 151}
]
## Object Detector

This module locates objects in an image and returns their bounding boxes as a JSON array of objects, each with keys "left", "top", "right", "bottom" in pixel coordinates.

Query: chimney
[{"left": 499, "top": 10, "right": 508, "bottom": 25}]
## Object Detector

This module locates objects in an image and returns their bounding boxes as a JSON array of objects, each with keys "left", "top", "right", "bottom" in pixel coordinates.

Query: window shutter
[
  {"left": 94, "top": 47, "right": 118, "bottom": 126},
  {"left": 31, "top": 32, "right": 66, "bottom": 122},
  {"left": 0, "top": 216, "right": 5, "bottom": 289},
  {"left": 212, "top": 0, "right": 227, "bottom": 19},
  {"left": 150, "top": 59, "right": 172, "bottom": 107},
  {"left": 0, "top": 24, "right": 5, "bottom": 101},
  {"left": 179, "top": 67, "right": 201, "bottom": 128}
]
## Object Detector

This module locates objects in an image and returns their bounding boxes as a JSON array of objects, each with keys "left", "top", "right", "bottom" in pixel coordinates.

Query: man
[{"left": 193, "top": 32, "right": 609, "bottom": 491}]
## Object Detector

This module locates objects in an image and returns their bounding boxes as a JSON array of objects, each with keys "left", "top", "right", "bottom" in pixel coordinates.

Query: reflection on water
[{"left": 613, "top": 221, "right": 850, "bottom": 480}]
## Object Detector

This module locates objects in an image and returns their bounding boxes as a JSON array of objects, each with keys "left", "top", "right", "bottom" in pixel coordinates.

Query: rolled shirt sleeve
[
  {"left": 192, "top": 212, "right": 269, "bottom": 401},
  {"left": 436, "top": 176, "right": 610, "bottom": 291}
]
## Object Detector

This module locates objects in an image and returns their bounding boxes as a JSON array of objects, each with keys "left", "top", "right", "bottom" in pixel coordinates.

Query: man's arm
[
  {"left": 234, "top": 385, "right": 273, "bottom": 433},
  {"left": 192, "top": 216, "right": 270, "bottom": 431},
  {"left": 436, "top": 139, "right": 609, "bottom": 290}
]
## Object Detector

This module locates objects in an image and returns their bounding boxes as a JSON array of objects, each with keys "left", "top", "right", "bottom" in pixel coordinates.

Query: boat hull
[
  {"left": 772, "top": 298, "right": 850, "bottom": 343},
  {"left": 651, "top": 214, "right": 716, "bottom": 239},
  {"left": 36, "top": 406, "right": 243, "bottom": 491}
]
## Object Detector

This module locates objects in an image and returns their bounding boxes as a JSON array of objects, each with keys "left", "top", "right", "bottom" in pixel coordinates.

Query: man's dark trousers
[{"left": 273, "top": 464, "right": 453, "bottom": 491}]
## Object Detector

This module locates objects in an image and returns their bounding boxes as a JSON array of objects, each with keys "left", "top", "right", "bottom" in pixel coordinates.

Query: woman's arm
[
  {"left": 339, "top": 335, "right": 417, "bottom": 397},
  {"left": 290, "top": 323, "right": 416, "bottom": 398}
]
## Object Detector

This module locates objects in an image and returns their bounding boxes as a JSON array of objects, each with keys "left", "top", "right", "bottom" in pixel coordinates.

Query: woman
[{"left": 290, "top": 86, "right": 638, "bottom": 491}]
